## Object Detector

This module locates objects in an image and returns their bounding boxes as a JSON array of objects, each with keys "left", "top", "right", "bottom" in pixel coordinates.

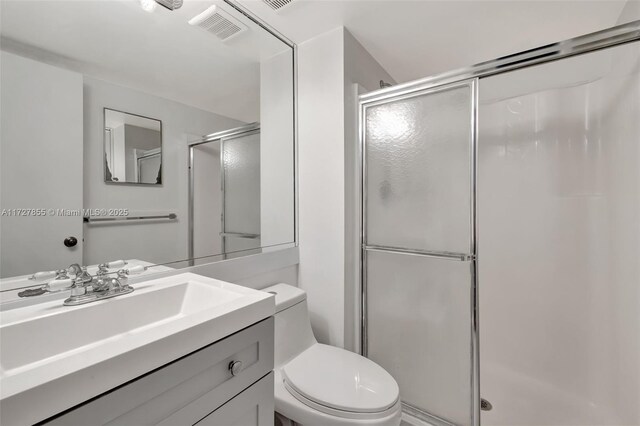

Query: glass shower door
[
  {"left": 191, "top": 140, "right": 223, "bottom": 260},
  {"left": 363, "top": 81, "right": 476, "bottom": 426},
  {"left": 222, "top": 130, "right": 261, "bottom": 256}
]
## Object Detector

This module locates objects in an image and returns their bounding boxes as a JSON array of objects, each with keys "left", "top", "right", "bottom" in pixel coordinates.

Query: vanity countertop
[{"left": 0, "top": 272, "right": 275, "bottom": 425}]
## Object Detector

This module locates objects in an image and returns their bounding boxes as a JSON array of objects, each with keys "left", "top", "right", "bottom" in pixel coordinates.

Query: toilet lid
[{"left": 282, "top": 344, "right": 399, "bottom": 414}]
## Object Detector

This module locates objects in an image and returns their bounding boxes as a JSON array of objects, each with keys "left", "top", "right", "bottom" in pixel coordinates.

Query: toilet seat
[{"left": 281, "top": 344, "right": 399, "bottom": 420}]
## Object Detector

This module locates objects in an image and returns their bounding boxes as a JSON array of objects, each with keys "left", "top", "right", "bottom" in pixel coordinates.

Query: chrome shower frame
[
  {"left": 188, "top": 123, "right": 260, "bottom": 264},
  {"left": 358, "top": 20, "right": 640, "bottom": 426},
  {"left": 359, "top": 78, "right": 477, "bottom": 426}
]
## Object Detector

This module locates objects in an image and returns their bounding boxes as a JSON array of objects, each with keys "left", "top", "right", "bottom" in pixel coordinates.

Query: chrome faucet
[
  {"left": 67, "top": 264, "right": 93, "bottom": 284},
  {"left": 18, "top": 261, "right": 137, "bottom": 306},
  {"left": 63, "top": 275, "right": 133, "bottom": 306}
]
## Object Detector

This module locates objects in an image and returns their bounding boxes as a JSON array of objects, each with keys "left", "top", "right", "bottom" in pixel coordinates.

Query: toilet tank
[{"left": 262, "top": 284, "right": 317, "bottom": 368}]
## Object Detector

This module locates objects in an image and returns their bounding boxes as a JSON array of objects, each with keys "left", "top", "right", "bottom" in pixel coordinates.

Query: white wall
[
  {"left": 298, "top": 27, "right": 346, "bottom": 346},
  {"left": 343, "top": 31, "right": 396, "bottom": 351},
  {"left": 598, "top": 38, "right": 640, "bottom": 425},
  {"left": 617, "top": 0, "right": 640, "bottom": 23},
  {"left": 298, "top": 27, "right": 395, "bottom": 348},
  {"left": 130, "top": 247, "right": 299, "bottom": 291},
  {"left": 83, "top": 77, "right": 243, "bottom": 266},
  {"left": 0, "top": 51, "right": 84, "bottom": 277}
]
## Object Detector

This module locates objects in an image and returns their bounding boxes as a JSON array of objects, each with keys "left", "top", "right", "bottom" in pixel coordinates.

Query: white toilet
[{"left": 263, "top": 283, "right": 402, "bottom": 426}]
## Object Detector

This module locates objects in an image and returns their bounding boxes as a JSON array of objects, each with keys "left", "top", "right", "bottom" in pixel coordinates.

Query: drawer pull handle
[{"left": 229, "top": 360, "right": 243, "bottom": 376}]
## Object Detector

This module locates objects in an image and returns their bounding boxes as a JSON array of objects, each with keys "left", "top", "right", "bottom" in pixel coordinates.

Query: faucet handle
[
  {"left": 18, "top": 287, "right": 48, "bottom": 297},
  {"left": 70, "top": 277, "right": 88, "bottom": 297},
  {"left": 127, "top": 265, "right": 145, "bottom": 275},
  {"left": 117, "top": 265, "right": 145, "bottom": 279},
  {"left": 70, "top": 266, "right": 93, "bottom": 283},
  {"left": 55, "top": 269, "right": 70, "bottom": 279},
  {"left": 97, "top": 260, "right": 127, "bottom": 276},
  {"left": 28, "top": 270, "right": 57, "bottom": 281},
  {"left": 94, "top": 276, "right": 122, "bottom": 291},
  {"left": 45, "top": 278, "right": 74, "bottom": 292},
  {"left": 97, "top": 264, "right": 108, "bottom": 276}
]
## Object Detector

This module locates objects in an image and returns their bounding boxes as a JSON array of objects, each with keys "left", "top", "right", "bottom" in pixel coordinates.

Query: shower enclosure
[
  {"left": 189, "top": 124, "right": 261, "bottom": 263},
  {"left": 359, "top": 22, "right": 639, "bottom": 426}
]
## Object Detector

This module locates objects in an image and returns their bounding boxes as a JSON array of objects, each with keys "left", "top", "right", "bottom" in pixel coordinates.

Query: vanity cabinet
[
  {"left": 43, "top": 317, "right": 274, "bottom": 426},
  {"left": 192, "top": 373, "right": 274, "bottom": 426}
]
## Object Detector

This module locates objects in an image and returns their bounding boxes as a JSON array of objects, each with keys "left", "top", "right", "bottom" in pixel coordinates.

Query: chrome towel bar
[
  {"left": 220, "top": 232, "right": 260, "bottom": 239},
  {"left": 84, "top": 213, "right": 177, "bottom": 223}
]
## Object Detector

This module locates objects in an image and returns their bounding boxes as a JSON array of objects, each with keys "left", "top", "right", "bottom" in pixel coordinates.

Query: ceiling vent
[
  {"left": 155, "top": 0, "right": 183, "bottom": 10},
  {"left": 188, "top": 5, "right": 248, "bottom": 41},
  {"left": 262, "top": 0, "right": 294, "bottom": 12}
]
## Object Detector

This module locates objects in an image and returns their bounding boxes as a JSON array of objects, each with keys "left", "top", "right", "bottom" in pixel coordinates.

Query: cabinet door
[
  {"left": 45, "top": 318, "right": 273, "bottom": 426},
  {"left": 195, "top": 372, "right": 274, "bottom": 426}
]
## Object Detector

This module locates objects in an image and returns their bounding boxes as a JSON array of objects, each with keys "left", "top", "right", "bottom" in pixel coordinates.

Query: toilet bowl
[{"left": 263, "top": 283, "right": 402, "bottom": 426}]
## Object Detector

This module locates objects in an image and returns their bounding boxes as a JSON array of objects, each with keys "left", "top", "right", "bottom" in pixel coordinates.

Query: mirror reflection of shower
[{"left": 189, "top": 124, "right": 261, "bottom": 265}]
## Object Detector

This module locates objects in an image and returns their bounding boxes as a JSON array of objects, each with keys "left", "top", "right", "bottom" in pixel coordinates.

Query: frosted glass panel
[
  {"left": 192, "top": 141, "right": 222, "bottom": 258},
  {"left": 478, "top": 41, "right": 640, "bottom": 425},
  {"left": 367, "top": 250, "right": 472, "bottom": 426},
  {"left": 223, "top": 132, "right": 261, "bottom": 252},
  {"left": 365, "top": 84, "right": 472, "bottom": 253}
]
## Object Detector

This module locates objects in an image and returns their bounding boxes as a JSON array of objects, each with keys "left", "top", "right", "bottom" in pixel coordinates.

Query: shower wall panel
[{"left": 478, "top": 41, "right": 640, "bottom": 425}]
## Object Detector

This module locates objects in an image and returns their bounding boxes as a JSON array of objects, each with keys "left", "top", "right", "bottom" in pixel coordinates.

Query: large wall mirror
[{"left": 0, "top": 0, "right": 295, "bottom": 292}]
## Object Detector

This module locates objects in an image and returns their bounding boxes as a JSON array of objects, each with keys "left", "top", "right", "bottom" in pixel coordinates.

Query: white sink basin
[
  {"left": 0, "top": 273, "right": 274, "bottom": 425},
  {"left": 2, "top": 280, "right": 243, "bottom": 371}
]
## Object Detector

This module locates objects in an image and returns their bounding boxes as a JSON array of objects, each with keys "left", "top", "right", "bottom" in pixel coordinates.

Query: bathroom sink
[
  {"left": 0, "top": 273, "right": 274, "bottom": 425},
  {"left": 2, "top": 280, "right": 243, "bottom": 370}
]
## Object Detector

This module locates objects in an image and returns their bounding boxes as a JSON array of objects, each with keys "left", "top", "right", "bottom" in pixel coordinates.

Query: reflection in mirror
[
  {"left": 190, "top": 124, "right": 262, "bottom": 262},
  {"left": 0, "top": 0, "right": 295, "bottom": 292},
  {"left": 104, "top": 109, "right": 163, "bottom": 185}
]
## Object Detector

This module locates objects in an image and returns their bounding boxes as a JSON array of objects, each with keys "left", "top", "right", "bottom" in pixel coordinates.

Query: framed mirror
[
  {"left": 0, "top": 0, "right": 296, "bottom": 293},
  {"left": 104, "top": 109, "right": 163, "bottom": 185}
]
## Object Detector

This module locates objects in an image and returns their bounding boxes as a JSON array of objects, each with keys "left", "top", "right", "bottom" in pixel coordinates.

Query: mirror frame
[{"left": 103, "top": 107, "right": 164, "bottom": 186}]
